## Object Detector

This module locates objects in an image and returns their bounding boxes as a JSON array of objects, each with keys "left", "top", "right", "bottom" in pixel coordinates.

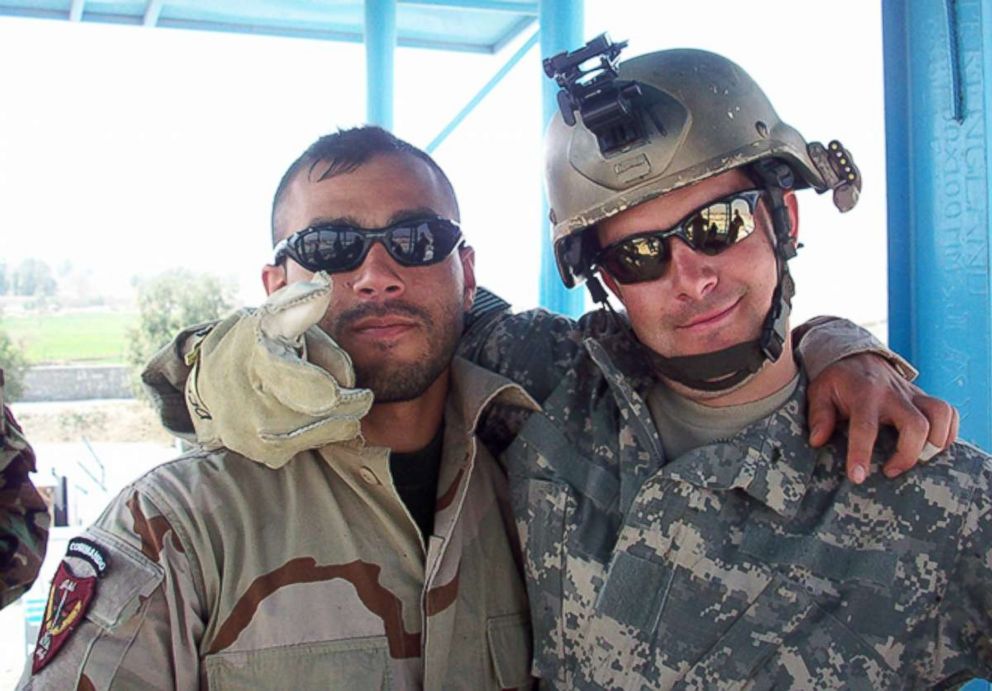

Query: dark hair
[{"left": 270, "top": 126, "right": 458, "bottom": 244}]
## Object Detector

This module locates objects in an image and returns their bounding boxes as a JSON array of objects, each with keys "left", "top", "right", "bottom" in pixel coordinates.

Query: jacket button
[{"left": 359, "top": 467, "right": 380, "bottom": 485}]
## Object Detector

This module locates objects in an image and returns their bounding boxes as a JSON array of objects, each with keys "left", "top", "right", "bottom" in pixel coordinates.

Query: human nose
[
  {"left": 348, "top": 242, "right": 405, "bottom": 299},
  {"left": 667, "top": 238, "right": 717, "bottom": 300}
]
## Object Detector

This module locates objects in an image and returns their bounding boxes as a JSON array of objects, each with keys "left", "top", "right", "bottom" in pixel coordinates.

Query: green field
[{"left": 1, "top": 311, "right": 136, "bottom": 364}]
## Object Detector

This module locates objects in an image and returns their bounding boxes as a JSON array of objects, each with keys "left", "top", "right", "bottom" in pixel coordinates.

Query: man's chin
[
  {"left": 662, "top": 327, "right": 764, "bottom": 360},
  {"left": 355, "top": 358, "right": 446, "bottom": 404}
]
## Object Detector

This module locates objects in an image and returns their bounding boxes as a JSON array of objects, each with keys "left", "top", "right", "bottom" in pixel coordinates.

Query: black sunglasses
[
  {"left": 273, "top": 217, "right": 463, "bottom": 274},
  {"left": 595, "top": 189, "right": 764, "bottom": 284}
]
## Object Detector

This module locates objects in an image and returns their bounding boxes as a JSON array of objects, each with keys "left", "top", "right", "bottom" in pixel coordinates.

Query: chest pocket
[
  {"left": 677, "top": 570, "right": 899, "bottom": 691},
  {"left": 204, "top": 636, "right": 391, "bottom": 690},
  {"left": 587, "top": 509, "right": 900, "bottom": 691}
]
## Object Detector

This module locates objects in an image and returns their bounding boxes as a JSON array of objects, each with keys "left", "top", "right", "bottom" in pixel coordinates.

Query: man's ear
[
  {"left": 459, "top": 246, "right": 477, "bottom": 311},
  {"left": 785, "top": 190, "right": 800, "bottom": 245},
  {"left": 261, "top": 264, "right": 287, "bottom": 296}
]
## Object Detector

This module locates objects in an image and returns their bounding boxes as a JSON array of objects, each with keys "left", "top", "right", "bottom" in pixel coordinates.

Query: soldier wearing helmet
[
  {"left": 524, "top": 41, "right": 992, "bottom": 687},
  {"left": 546, "top": 42, "right": 859, "bottom": 393}
]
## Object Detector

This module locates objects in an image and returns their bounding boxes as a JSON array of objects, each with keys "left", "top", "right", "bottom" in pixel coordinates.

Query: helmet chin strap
[{"left": 618, "top": 160, "right": 798, "bottom": 393}]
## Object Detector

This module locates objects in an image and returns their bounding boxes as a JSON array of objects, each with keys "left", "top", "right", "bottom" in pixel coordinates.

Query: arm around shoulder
[
  {"left": 794, "top": 315, "right": 916, "bottom": 381},
  {"left": 458, "top": 295, "right": 586, "bottom": 403}
]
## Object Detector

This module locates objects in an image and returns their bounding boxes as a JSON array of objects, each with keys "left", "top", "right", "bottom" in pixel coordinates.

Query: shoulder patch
[
  {"left": 66, "top": 537, "right": 110, "bottom": 577},
  {"left": 31, "top": 560, "right": 100, "bottom": 673}
]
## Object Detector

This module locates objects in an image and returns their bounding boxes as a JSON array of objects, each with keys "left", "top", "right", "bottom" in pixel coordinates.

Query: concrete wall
[{"left": 21, "top": 365, "right": 133, "bottom": 402}]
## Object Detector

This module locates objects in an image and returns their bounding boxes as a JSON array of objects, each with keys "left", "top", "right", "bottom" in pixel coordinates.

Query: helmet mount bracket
[{"left": 544, "top": 34, "right": 647, "bottom": 155}]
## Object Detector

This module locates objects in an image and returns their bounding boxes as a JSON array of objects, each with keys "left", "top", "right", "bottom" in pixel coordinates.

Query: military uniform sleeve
[
  {"left": 141, "top": 321, "right": 219, "bottom": 441},
  {"left": 793, "top": 315, "right": 917, "bottom": 382},
  {"left": 930, "top": 450, "right": 992, "bottom": 684},
  {"left": 459, "top": 305, "right": 585, "bottom": 404},
  {"left": 0, "top": 404, "right": 50, "bottom": 609},
  {"left": 21, "top": 484, "right": 206, "bottom": 690}
]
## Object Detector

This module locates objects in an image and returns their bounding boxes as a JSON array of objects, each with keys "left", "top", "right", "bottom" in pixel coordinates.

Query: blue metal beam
[
  {"left": 400, "top": 0, "right": 538, "bottom": 13},
  {"left": 365, "top": 0, "right": 397, "bottom": 129},
  {"left": 0, "top": 5, "right": 521, "bottom": 54},
  {"left": 537, "top": 0, "right": 585, "bottom": 317},
  {"left": 143, "top": 0, "right": 162, "bottom": 27},
  {"left": 426, "top": 30, "right": 539, "bottom": 153},
  {"left": 491, "top": 15, "right": 535, "bottom": 53},
  {"left": 883, "top": 0, "right": 992, "bottom": 457}
]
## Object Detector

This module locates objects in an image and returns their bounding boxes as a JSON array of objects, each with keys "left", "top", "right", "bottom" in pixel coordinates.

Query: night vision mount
[{"left": 543, "top": 34, "right": 646, "bottom": 155}]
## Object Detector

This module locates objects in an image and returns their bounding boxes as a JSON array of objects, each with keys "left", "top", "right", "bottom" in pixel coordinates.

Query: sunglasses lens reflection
[{"left": 598, "top": 190, "right": 761, "bottom": 284}]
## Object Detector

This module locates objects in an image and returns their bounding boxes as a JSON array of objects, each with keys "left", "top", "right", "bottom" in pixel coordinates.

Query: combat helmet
[{"left": 543, "top": 37, "right": 861, "bottom": 391}]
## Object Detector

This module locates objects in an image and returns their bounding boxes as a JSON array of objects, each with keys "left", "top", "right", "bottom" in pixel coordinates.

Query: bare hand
[{"left": 806, "top": 354, "right": 958, "bottom": 484}]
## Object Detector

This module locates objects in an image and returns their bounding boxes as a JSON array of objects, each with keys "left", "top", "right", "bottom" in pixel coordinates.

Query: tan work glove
[{"left": 185, "top": 272, "right": 373, "bottom": 468}]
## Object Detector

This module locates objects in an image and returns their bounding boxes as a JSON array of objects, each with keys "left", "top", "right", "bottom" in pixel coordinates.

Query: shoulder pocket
[{"left": 84, "top": 526, "right": 165, "bottom": 630}]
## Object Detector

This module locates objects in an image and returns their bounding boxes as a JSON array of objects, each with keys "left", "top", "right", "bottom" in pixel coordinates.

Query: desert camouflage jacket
[
  {"left": 464, "top": 314, "right": 992, "bottom": 689},
  {"left": 21, "top": 358, "right": 537, "bottom": 690},
  {"left": 0, "top": 380, "right": 50, "bottom": 609}
]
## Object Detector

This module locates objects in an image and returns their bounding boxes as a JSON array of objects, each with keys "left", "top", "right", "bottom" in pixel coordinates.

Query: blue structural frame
[
  {"left": 883, "top": 0, "right": 992, "bottom": 454},
  {"left": 884, "top": 5, "right": 990, "bottom": 684},
  {"left": 537, "top": 0, "right": 585, "bottom": 317},
  {"left": 365, "top": 0, "right": 397, "bottom": 129},
  {"left": 426, "top": 29, "right": 540, "bottom": 153}
]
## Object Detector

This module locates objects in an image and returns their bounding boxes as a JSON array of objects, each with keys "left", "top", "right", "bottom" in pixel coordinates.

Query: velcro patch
[
  {"left": 32, "top": 561, "right": 99, "bottom": 673},
  {"left": 66, "top": 537, "right": 110, "bottom": 577}
]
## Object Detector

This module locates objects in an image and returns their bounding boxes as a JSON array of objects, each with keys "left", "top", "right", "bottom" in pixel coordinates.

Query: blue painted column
[
  {"left": 538, "top": 0, "right": 585, "bottom": 317},
  {"left": 883, "top": 0, "right": 992, "bottom": 454},
  {"left": 365, "top": 0, "right": 396, "bottom": 129}
]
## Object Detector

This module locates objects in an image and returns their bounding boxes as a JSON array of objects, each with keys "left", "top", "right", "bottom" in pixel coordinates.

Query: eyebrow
[{"left": 305, "top": 207, "right": 443, "bottom": 230}]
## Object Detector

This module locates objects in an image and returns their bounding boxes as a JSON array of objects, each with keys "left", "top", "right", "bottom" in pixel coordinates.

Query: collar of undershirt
[
  {"left": 648, "top": 373, "right": 801, "bottom": 460},
  {"left": 389, "top": 421, "right": 445, "bottom": 491}
]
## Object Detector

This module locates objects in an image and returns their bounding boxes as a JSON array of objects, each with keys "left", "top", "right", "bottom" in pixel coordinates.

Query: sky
[{"left": 0, "top": 1, "right": 890, "bottom": 334}]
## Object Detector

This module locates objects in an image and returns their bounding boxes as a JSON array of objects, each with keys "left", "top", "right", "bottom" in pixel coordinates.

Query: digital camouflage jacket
[
  {"left": 21, "top": 358, "right": 536, "bottom": 690},
  {"left": 0, "top": 377, "right": 49, "bottom": 610},
  {"left": 463, "top": 311, "right": 992, "bottom": 689}
]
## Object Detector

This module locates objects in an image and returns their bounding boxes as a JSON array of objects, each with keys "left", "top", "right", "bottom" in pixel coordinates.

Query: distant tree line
[
  {"left": 127, "top": 268, "right": 235, "bottom": 398},
  {"left": 0, "top": 258, "right": 58, "bottom": 297},
  {"left": 0, "top": 313, "right": 27, "bottom": 400}
]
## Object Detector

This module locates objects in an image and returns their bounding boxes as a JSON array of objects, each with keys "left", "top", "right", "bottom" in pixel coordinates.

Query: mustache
[{"left": 334, "top": 299, "right": 434, "bottom": 329}]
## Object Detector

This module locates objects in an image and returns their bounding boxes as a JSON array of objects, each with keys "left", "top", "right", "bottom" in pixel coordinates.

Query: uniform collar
[
  {"left": 585, "top": 329, "right": 817, "bottom": 519},
  {"left": 445, "top": 356, "right": 541, "bottom": 435},
  {"left": 657, "top": 375, "right": 818, "bottom": 518}
]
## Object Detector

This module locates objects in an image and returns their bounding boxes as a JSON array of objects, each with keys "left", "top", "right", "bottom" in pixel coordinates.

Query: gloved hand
[{"left": 185, "top": 272, "right": 373, "bottom": 468}]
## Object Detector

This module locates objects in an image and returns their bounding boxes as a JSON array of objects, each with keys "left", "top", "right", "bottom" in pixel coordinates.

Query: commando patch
[
  {"left": 66, "top": 537, "right": 110, "bottom": 577},
  {"left": 31, "top": 561, "right": 98, "bottom": 674}
]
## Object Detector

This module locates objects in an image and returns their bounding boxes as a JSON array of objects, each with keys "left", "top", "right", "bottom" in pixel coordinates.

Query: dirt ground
[{"left": 11, "top": 399, "right": 176, "bottom": 444}]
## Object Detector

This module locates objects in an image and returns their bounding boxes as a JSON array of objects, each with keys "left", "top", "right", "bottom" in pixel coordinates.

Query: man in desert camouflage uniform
[
  {"left": 474, "top": 44, "right": 988, "bottom": 687},
  {"left": 0, "top": 369, "right": 49, "bottom": 609},
  {"left": 21, "top": 129, "right": 536, "bottom": 690},
  {"left": 23, "top": 106, "right": 959, "bottom": 689}
]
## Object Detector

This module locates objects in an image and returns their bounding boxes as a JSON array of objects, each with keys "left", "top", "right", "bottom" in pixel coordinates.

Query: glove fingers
[
  {"left": 304, "top": 327, "right": 358, "bottom": 388},
  {"left": 258, "top": 272, "right": 332, "bottom": 344},
  {"left": 253, "top": 351, "right": 372, "bottom": 417},
  {"left": 287, "top": 385, "right": 373, "bottom": 419},
  {"left": 230, "top": 414, "right": 366, "bottom": 471},
  {"left": 258, "top": 415, "right": 364, "bottom": 446}
]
